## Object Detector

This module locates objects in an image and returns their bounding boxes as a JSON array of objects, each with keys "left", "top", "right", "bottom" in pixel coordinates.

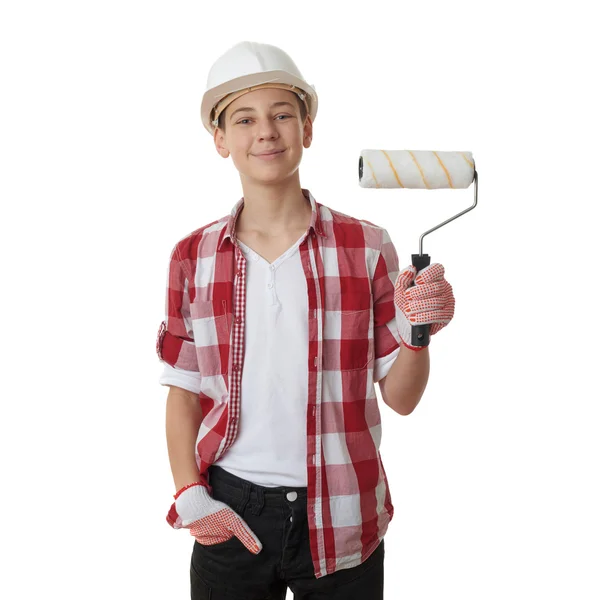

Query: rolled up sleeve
[
  {"left": 372, "top": 228, "right": 401, "bottom": 383},
  {"left": 156, "top": 243, "right": 201, "bottom": 393},
  {"left": 158, "top": 363, "right": 203, "bottom": 394}
]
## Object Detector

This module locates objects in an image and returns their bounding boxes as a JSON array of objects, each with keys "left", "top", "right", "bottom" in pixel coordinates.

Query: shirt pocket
[
  {"left": 189, "top": 299, "right": 230, "bottom": 376},
  {"left": 324, "top": 292, "right": 373, "bottom": 371}
]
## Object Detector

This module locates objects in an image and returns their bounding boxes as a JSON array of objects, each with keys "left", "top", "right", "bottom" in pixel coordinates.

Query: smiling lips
[
  {"left": 254, "top": 148, "right": 286, "bottom": 160},
  {"left": 257, "top": 149, "right": 283, "bottom": 155}
]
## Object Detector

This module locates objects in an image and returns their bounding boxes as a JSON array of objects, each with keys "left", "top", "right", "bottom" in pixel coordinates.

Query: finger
[
  {"left": 406, "top": 283, "right": 454, "bottom": 312},
  {"left": 406, "top": 306, "right": 455, "bottom": 325},
  {"left": 188, "top": 515, "right": 236, "bottom": 545},
  {"left": 395, "top": 266, "right": 417, "bottom": 291},
  {"left": 230, "top": 515, "right": 263, "bottom": 555},
  {"left": 415, "top": 263, "right": 445, "bottom": 285},
  {"left": 191, "top": 529, "right": 234, "bottom": 545},
  {"left": 406, "top": 280, "right": 449, "bottom": 301},
  {"left": 393, "top": 286, "right": 409, "bottom": 311},
  {"left": 405, "top": 296, "right": 447, "bottom": 316},
  {"left": 430, "top": 322, "right": 445, "bottom": 335}
]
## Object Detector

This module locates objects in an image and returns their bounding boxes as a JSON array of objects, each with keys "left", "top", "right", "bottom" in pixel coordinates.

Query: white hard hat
[{"left": 200, "top": 41, "right": 318, "bottom": 136}]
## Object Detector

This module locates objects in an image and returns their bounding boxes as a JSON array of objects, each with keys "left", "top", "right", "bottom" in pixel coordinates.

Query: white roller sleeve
[{"left": 359, "top": 149, "right": 474, "bottom": 189}]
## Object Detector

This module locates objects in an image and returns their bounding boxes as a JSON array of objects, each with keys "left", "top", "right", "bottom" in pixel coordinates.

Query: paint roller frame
[{"left": 358, "top": 156, "right": 478, "bottom": 347}]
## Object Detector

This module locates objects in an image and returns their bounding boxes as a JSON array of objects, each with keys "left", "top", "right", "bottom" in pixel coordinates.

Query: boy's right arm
[
  {"left": 164, "top": 384, "right": 263, "bottom": 553},
  {"left": 165, "top": 385, "right": 204, "bottom": 492},
  {"left": 158, "top": 247, "right": 262, "bottom": 553}
]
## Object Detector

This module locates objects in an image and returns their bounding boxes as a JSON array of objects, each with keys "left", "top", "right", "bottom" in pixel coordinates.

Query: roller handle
[{"left": 410, "top": 253, "right": 431, "bottom": 347}]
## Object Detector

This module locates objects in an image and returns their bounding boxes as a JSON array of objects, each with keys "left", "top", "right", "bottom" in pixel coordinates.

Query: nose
[{"left": 257, "top": 119, "right": 279, "bottom": 141}]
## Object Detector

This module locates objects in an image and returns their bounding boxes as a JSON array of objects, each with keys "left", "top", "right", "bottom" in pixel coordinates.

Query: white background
[{"left": 2, "top": 1, "right": 599, "bottom": 598}]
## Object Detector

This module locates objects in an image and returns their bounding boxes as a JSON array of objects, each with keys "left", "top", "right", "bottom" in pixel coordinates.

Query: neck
[{"left": 236, "top": 176, "right": 311, "bottom": 237}]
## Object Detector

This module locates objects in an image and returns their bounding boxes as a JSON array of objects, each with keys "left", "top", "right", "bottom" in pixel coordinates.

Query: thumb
[
  {"left": 394, "top": 266, "right": 417, "bottom": 310},
  {"left": 395, "top": 265, "right": 417, "bottom": 292},
  {"left": 230, "top": 514, "right": 263, "bottom": 555}
]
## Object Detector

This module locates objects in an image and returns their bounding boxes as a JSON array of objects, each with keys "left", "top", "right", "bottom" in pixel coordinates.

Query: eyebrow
[{"left": 229, "top": 101, "right": 296, "bottom": 122}]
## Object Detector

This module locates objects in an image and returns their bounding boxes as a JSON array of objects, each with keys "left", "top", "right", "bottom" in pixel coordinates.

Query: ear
[
  {"left": 214, "top": 128, "right": 230, "bottom": 158},
  {"left": 303, "top": 114, "right": 313, "bottom": 149}
]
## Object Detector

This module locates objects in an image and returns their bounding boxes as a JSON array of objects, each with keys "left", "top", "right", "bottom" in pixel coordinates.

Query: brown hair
[{"left": 217, "top": 93, "right": 308, "bottom": 133}]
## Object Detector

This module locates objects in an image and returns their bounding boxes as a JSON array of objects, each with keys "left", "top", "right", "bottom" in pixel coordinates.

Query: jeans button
[{"left": 286, "top": 491, "right": 298, "bottom": 502}]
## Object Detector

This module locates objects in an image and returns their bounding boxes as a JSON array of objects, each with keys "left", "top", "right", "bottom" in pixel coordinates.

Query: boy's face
[{"left": 213, "top": 87, "right": 312, "bottom": 184}]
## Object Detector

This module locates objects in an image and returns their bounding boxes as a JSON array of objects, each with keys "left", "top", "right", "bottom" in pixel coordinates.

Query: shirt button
[
  {"left": 233, "top": 364, "right": 240, "bottom": 371},
  {"left": 235, "top": 316, "right": 242, "bottom": 324},
  {"left": 267, "top": 283, "right": 273, "bottom": 288},
  {"left": 286, "top": 491, "right": 298, "bottom": 502}
]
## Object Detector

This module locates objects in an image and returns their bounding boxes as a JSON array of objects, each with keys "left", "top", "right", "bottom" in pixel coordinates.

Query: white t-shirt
[{"left": 159, "top": 234, "right": 399, "bottom": 487}]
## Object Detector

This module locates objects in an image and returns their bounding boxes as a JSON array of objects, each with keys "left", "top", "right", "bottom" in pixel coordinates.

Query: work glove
[
  {"left": 394, "top": 263, "right": 455, "bottom": 350},
  {"left": 166, "top": 484, "right": 263, "bottom": 554}
]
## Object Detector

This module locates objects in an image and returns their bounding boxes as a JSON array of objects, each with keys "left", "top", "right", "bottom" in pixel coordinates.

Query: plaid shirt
[{"left": 156, "top": 188, "right": 402, "bottom": 578}]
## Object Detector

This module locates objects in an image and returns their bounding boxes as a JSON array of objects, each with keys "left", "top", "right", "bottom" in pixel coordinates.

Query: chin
[{"left": 245, "top": 168, "right": 299, "bottom": 184}]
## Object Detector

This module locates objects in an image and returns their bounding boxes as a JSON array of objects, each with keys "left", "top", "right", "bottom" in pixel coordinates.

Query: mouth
[
  {"left": 253, "top": 148, "right": 286, "bottom": 161},
  {"left": 254, "top": 149, "right": 286, "bottom": 157}
]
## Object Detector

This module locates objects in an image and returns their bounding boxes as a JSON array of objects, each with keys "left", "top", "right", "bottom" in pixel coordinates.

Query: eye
[{"left": 237, "top": 115, "right": 291, "bottom": 125}]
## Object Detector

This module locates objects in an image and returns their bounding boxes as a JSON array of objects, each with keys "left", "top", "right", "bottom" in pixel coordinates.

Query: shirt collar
[{"left": 218, "top": 188, "right": 326, "bottom": 250}]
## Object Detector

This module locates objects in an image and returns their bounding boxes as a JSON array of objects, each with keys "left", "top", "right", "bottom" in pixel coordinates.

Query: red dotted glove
[
  {"left": 166, "top": 484, "right": 262, "bottom": 554},
  {"left": 394, "top": 263, "right": 455, "bottom": 350}
]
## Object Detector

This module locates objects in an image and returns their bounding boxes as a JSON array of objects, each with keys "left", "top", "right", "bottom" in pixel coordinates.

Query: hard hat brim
[{"left": 201, "top": 70, "right": 318, "bottom": 135}]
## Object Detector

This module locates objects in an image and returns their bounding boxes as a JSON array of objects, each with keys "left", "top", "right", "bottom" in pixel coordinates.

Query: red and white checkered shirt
[{"left": 156, "top": 188, "right": 402, "bottom": 578}]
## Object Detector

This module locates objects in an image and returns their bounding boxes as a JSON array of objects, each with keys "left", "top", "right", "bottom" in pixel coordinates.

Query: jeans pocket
[{"left": 193, "top": 535, "right": 241, "bottom": 550}]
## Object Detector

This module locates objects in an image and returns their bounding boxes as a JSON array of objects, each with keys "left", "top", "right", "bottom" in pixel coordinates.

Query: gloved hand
[
  {"left": 393, "top": 263, "right": 455, "bottom": 350},
  {"left": 166, "top": 484, "right": 263, "bottom": 554}
]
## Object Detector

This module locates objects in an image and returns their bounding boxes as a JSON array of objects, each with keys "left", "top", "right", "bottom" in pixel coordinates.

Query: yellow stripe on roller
[
  {"left": 381, "top": 150, "right": 405, "bottom": 187},
  {"left": 432, "top": 151, "right": 454, "bottom": 188},
  {"left": 460, "top": 152, "right": 474, "bottom": 168},
  {"left": 365, "top": 158, "right": 380, "bottom": 188},
  {"left": 408, "top": 151, "right": 430, "bottom": 189}
]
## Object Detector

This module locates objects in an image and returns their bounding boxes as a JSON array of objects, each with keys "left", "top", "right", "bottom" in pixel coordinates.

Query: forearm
[
  {"left": 380, "top": 343, "right": 430, "bottom": 415},
  {"left": 165, "top": 387, "right": 204, "bottom": 491}
]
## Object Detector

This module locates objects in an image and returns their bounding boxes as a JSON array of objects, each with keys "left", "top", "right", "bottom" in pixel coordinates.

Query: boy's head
[{"left": 213, "top": 85, "right": 312, "bottom": 185}]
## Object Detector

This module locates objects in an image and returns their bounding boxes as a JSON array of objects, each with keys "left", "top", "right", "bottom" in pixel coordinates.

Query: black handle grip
[{"left": 410, "top": 253, "right": 431, "bottom": 347}]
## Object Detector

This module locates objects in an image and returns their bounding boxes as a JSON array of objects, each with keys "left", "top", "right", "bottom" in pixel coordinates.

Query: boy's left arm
[
  {"left": 373, "top": 229, "right": 455, "bottom": 415},
  {"left": 378, "top": 345, "right": 430, "bottom": 415}
]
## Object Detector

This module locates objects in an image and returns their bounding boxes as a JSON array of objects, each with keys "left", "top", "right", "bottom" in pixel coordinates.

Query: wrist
[
  {"left": 395, "top": 307, "right": 430, "bottom": 351},
  {"left": 401, "top": 338, "right": 429, "bottom": 352},
  {"left": 176, "top": 483, "right": 214, "bottom": 526},
  {"left": 174, "top": 481, "right": 205, "bottom": 500}
]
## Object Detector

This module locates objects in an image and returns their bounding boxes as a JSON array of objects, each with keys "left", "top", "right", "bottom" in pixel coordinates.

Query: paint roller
[{"left": 358, "top": 149, "right": 478, "bottom": 348}]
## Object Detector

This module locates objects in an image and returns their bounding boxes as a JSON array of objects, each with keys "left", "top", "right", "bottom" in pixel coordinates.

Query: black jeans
[{"left": 190, "top": 465, "right": 385, "bottom": 599}]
